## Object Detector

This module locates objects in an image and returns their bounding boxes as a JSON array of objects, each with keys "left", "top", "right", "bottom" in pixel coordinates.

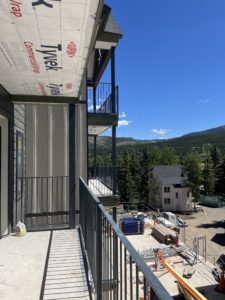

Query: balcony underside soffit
[
  {"left": 88, "top": 125, "right": 111, "bottom": 136},
  {"left": 0, "top": 0, "right": 101, "bottom": 99},
  {"left": 88, "top": 113, "right": 118, "bottom": 135}
]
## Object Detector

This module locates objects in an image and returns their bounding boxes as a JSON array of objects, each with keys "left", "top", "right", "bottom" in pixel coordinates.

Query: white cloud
[
  {"left": 198, "top": 98, "right": 211, "bottom": 104},
  {"left": 88, "top": 104, "right": 100, "bottom": 111},
  {"left": 118, "top": 120, "right": 132, "bottom": 126},
  {"left": 151, "top": 128, "right": 170, "bottom": 136},
  {"left": 119, "top": 112, "right": 126, "bottom": 118}
]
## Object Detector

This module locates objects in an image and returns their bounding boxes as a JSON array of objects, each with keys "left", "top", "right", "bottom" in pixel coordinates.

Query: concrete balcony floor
[
  {"left": 0, "top": 229, "right": 89, "bottom": 300},
  {"left": 88, "top": 179, "right": 112, "bottom": 196}
]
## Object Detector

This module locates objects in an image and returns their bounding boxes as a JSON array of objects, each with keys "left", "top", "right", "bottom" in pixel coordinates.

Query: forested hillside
[
  {"left": 89, "top": 125, "right": 225, "bottom": 156},
  {"left": 89, "top": 125, "right": 225, "bottom": 206}
]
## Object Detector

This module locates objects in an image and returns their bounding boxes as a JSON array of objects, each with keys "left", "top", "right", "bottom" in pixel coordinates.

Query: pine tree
[
  {"left": 117, "top": 151, "right": 139, "bottom": 208},
  {"left": 148, "top": 172, "right": 161, "bottom": 208},
  {"left": 139, "top": 147, "right": 150, "bottom": 202},
  {"left": 210, "top": 145, "right": 220, "bottom": 169},
  {"left": 183, "top": 152, "right": 202, "bottom": 206},
  {"left": 202, "top": 150, "right": 215, "bottom": 195},
  {"left": 215, "top": 155, "right": 225, "bottom": 196},
  {"left": 158, "top": 147, "right": 178, "bottom": 165}
]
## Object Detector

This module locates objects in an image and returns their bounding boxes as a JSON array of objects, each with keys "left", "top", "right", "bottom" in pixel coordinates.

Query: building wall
[
  {"left": 162, "top": 184, "right": 192, "bottom": 212},
  {"left": 26, "top": 104, "right": 69, "bottom": 177},
  {"left": 25, "top": 102, "right": 87, "bottom": 226},
  {"left": 175, "top": 187, "right": 192, "bottom": 211},
  {"left": 161, "top": 185, "right": 173, "bottom": 211},
  {"left": 0, "top": 86, "right": 14, "bottom": 237}
]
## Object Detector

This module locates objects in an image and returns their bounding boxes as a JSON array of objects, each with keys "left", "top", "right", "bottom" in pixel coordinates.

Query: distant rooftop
[{"left": 152, "top": 165, "right": 187, "bottom": 185}]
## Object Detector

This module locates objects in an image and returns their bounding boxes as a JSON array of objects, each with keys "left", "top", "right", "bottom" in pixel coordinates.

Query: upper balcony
[
  {"left": 88, "top": 82, "right": 119, "bottom": 136},
  {"left": 88, "top": 164, "right": 118, "bottom": 206}
]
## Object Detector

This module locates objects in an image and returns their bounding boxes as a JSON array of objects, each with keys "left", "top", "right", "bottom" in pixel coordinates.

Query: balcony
[
  {"left": 88, "top": 165, "right": 117, "bottom": 206},
  {"left": 88, "top": 83, "right": 119, "bottom": 135},
  {"left": 0, "top": 177, "right": 173, "bottom": 300},
  {"left": 80, "top": 178, "right": 173, "bottom": 299}
]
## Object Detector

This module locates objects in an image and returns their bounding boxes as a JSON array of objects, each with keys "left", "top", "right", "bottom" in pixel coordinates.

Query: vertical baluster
[
  {"left": 136, "top": 265, "right": 139, "bottom": 300},
  {"left": 144, "top": 277, "right": 147, "bottom": 300},
  {"left": 120, "top": 241, "right": 123, "bottom": 300},
  {"left": 124, "top": 247, "right": 127, "bottom": 300},
  {"left": 46, "top": 177, "right": 49, "bottom": 225},
  {"left": 130, "top": 256, "right": 133, "bottom": 300}
]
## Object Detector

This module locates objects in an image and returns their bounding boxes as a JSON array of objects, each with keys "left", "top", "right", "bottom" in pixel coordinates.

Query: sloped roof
[
  {"left": 105, "top": 14, "right": 123, "bottom": 36},
  {"left": 152, "top": 165, "right": 187, "bottom": 185}
]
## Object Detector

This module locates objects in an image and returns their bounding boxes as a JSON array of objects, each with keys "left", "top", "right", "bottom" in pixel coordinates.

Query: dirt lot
[{"left": 180, "top": 206, "right": 225, "bottom": 264}]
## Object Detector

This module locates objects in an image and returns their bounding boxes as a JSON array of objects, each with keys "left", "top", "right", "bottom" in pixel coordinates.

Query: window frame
[{"left": 164, "top": 198, "right": 171, "bottom": 205}]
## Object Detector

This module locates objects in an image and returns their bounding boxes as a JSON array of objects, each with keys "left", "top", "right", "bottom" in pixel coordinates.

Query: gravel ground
[{"left": 179, "top": 206, "right": 225, "bottom": 265}]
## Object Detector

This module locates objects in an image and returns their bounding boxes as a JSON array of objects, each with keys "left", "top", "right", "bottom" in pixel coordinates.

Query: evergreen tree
[
  {"left": 117, "top": 151, "right": 139, "bottom": 208},
  {"left": 148, "top": 172, "right": 161, "bottom": 208},
  {"left": 202, "top": 150, "right": 215, "bottom": 195},
  {"left": 210, "top": 145, "right": 220, "bottom": 169},
  {"left": 158, "top": 147, "right": 178, "bottom": 165},
  {"left": 215, "top": 155, "right": 225, "bottom": 196},
  {"left": 210, "top": 145, "right": 221, "bottom": 195},
  {"left": 139, "top": 147, "right": 150, "bottom": 202},
  {"left": 183, "top": 152, "right": 202, "bottom": 207}
]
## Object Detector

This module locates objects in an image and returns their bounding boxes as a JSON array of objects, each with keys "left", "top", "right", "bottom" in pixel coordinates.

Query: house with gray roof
[{"left": 149, "top": 165, "right": 192, "bottom": 212}]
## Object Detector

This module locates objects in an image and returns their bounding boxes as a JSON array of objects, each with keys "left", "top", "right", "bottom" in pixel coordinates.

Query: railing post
[
  {"left": 111, "top": 47, "right": 117, "bottom": 196},
  {"left": 113, "top": 207, "right": 118, "bottom": 299},
  {"left": 96, "top": 204, "right": 102, "bottom": 300},
  {"left": 112, "top": 126, "right": 117, "bottom": 195},
  {"left": 111, "top": 48, "right": 116, "bottom": 114},
  {"left": 94, "top": 136, "right": 97, "bottom": 177},
  {"left": 69, "top": 104, "right": 76, "bottom": 229},
  {"left": 93, "top": 86, "right": 96, "bottom": 113}
]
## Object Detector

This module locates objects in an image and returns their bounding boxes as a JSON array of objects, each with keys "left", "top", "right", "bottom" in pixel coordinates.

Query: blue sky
[{"left": 104, "top": 0, "right": 225, "bottom": 140}]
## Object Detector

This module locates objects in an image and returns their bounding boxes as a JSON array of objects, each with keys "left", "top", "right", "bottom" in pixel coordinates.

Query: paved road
[{"left": 180, "top": 207, "right": 225, "bottom": 265}]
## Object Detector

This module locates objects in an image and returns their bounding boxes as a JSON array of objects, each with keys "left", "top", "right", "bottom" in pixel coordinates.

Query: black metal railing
[
  {"left": 88, "top": 164, "right": 116, "bottom": 195},
  {"left": 79, "top": 178, "right": 173, "bottom": 300},
  {"left": 16, "top": 176, "right": 70, "bottom": 230},
  {"left": 88, "top": 83, "right": 118, "bottom": 115}
]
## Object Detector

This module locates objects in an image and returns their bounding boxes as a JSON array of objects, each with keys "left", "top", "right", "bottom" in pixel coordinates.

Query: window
[
  {"left": 164, "top": 198, "right": 171, "bottom": 205},
  {"left": 164, "top": 186, "right": 170, "bottom": 193},
  {"left": 176, "top": 192, "right": 178, "bottom": 199}
]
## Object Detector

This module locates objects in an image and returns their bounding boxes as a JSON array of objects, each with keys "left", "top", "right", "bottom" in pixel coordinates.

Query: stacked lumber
[{"left": 151, "top": 223, "right": 177, "bottom": 244}]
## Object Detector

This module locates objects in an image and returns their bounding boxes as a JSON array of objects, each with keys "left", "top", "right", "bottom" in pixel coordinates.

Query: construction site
[{"left": 117, "top": 206, "right": 225, "bottom": 300}]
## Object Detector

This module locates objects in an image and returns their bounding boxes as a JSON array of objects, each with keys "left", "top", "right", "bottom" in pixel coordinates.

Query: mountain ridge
[{"left": 89, "top": 125, "right": 225, "bottom": 154}]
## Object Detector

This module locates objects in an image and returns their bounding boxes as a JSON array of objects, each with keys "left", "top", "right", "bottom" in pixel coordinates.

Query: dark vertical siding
[
  {"left": 14, "top": 104, "right": 25, "bottom": 226},
  {"left": 0, "top": 85, "right": 14, "bottom": 234}
]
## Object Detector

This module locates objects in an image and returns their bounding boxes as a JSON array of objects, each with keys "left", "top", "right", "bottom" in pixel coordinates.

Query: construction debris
[
  {"left": 151, "top": 223, "right": 178, "bottom": 245},
  {"left": 140, "top": 244, "right": 187, "bottom": 262},
  {"left": 183, "top": 266, "right": 195, "bottom": 279}
]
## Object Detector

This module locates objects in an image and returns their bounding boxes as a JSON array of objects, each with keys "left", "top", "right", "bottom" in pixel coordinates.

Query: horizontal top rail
[{"left": 17, "top": 176, "right": 70, "bottom": 179}]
